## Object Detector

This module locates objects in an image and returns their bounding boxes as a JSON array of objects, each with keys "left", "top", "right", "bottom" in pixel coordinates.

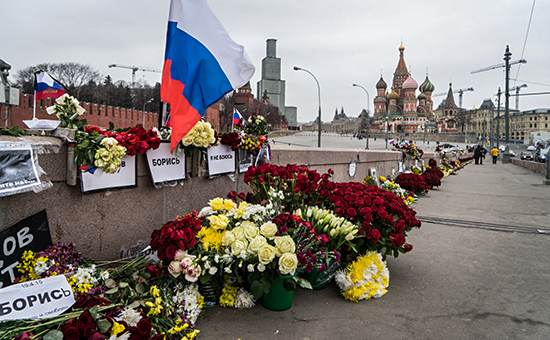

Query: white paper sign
[
  {"left": 0, "top": 144, "right": 41, "bottom": 197},
  {"left": 370, "top": 168, "right": 378, "bottom": 183},
  {"left": 348, "top": 162, "right": 356, "bottom": 177},
  {"left": 238, "top": 149, "right": 253, "bottom": 173},
  {"left": 146, "top": 143, "right": 186, "bottom": 183},
  {"left": 81, "top": 155, "right": 136, "bottom": 192},
  {"left": 0, "top": 275, "right": 75, "bottom": 321},
  {"left": 207, "top": 144, "right": 235, "bottom": 176}
]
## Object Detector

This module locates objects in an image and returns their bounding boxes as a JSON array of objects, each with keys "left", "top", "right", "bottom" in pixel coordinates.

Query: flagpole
[{"left": 33, "top": 72, "right": 37, "bottom": 120}]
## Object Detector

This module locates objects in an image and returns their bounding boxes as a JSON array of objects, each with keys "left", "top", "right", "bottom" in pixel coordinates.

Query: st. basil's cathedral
[{"left": 372, "top": 44, "right": 436, "bottom": 134}]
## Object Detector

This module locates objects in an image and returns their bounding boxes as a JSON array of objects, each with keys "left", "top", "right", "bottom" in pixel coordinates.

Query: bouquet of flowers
[
  {"left": 46, "top": 94, "right": 87, "bottom": 130},
  {"left": 294, "top": 205, "right": 359, "bottom": 252},
  {"left": 334, "top": 251, "right": 389, "bottom": 302},
  {"left": 378, "top": 176, "right": 415, "bottom": 205},
  {"left": 244, "top": 163, "right": 334, "bottom": 212},
  {"left": 150, "top": 211, "right": 203, "bottom": 262},
  {"left": 392, "top": 142, "right": 423, "bottom": 160},
  {"left": 319, "top": 181, "right": 420, "bottom": 259},
  {"left": 394, "top": 173, "right": 429, "bottom": 195},
  {"left": 152, "top": 126, "right": 172, "bottom": 141},
  {"left": 179, "top": 120, "right": 217, "bottom": 157},
  {"left": 422, "top": 167, "right": 444, "bottom": 188},
  {"left": 75, "top": 124, "right": 161, "bottom": 174},
  {"left": 219, "top": 132, "right": 242, "bottom": 151},
  {"left": 244, "top": 113, "right": 268, "bottom": 137}
]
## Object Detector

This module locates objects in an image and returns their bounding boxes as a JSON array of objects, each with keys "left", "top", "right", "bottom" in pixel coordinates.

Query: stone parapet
[{"left": 0, "top": 136, "right": 439, "bottom": 260}]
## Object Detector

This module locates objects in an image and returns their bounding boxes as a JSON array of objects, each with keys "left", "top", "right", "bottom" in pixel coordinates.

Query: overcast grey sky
[{"left": 3, "top": 0, "right": 549, "bottom": 123}]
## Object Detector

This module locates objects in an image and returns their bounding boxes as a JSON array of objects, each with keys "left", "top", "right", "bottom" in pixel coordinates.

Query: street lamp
[
  {"left": 143, "top": 98, "right": 154, "bottom": 126},
  {"left": 294, "top": 66, "right": 322, "bottom": 147},
  {"left": 352, "top": 83, "right": 370, "bottom": 149}
]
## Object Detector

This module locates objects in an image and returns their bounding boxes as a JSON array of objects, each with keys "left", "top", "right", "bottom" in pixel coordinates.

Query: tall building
[
  {"left": 257, "top": 39, "right": 286, "bottom": 117},
  {"left": 372, "top": 44, "right": 435, "bottom": 134},
  {"left": 256, "top": 39, "right": 297, "bottom": 127}
]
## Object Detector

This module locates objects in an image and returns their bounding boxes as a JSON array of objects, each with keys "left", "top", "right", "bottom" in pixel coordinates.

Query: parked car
[
  {"left": 442, "top": 146, "right": 462, "bottom": 153},
  {"left": 520, "top": 151, "right": 534, "bottom": 160},
  {"left": 439, "top": 143, "right": 456, "bottom": 149},
  {"left": 527, "top": 145, "right": 536, "bottom": 151},
  {"left": 535, "top": 147, "right": 550, "bottom": 162}
]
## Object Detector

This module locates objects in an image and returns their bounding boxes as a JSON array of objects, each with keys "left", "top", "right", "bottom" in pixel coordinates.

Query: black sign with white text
[{"left": 0, "top": 210, "right": 53, "bottom": 288}]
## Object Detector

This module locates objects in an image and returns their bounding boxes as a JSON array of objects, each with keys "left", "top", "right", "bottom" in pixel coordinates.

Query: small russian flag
[
  {"left": 35, "top": 71, "right": 66, "bottom": 100},
  {"left": 233, "top": 107, "right": 243, "bottom": 125}
]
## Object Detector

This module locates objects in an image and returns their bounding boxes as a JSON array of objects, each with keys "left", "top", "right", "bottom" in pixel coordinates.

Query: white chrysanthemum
[
  {"left": 100, "top": 271, "right": 109, "bottom": 280},
  {"left": 34, "top": 260, "right": 48, "bottom": 275},
  {"left": 334, "top": 270, "right": 353, "bottom": 291},
  {"left": 198, "top": 206, "right": 214, "bottom": 218},
  {"left": 234, "top": 289, "right": 255, "bottom": 309},
  {"left": 116, "top": 307, "right": 142, "bottom": 327}
]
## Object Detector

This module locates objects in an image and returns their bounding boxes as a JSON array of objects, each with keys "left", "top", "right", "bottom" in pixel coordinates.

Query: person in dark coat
[{"left": 473, "top": 145, "right": 481, "bottom": 164}]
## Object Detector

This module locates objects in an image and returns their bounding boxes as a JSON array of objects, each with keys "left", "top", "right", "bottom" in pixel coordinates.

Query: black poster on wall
[{"left": 0, "top": 210, "right": 53, "bottom": 288}]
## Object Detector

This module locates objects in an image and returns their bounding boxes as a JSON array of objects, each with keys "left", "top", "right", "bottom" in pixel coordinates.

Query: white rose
[
  {"left": 274, "top": 235, "right": 296, "bottom": 256},
  {"left": 232, "top": 226, "right": 245, "bottom": 241},
  {"left": 257, "top": 244, "right": 276, "bottom": 265},
  {"left": 221, "top": 230, "right": 235, "bottom": 247},
  {"left": 247, "top": 264, "right": 255, "bottom": 272},
  {"left": 257, "top": 263, "right": 266, "bottom": 272},
  {"left": 241, "top": 221, "right": 259, "bottom": 240},
  {"left": 248, "top": 235, "right": 267, "bottom": 254},
  {"left": 208, "top": 267, "right": 218, "bottom": 275},
  {"left": 260, "top": 221, "right": 278, "bottom": 239},
  {"left": 278, "top": 253, "right": 298, "bottom": 275},
  {"left": 231, "top": 239, "right": 248, "bottom": 257}
]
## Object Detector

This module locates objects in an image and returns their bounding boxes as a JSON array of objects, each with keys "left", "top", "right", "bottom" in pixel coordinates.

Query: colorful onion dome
[
  {"left": 418, "top": 92, "right": 427, "bottom": 100},
  {"left": 376, "top": 76, "right": 387, "bottom": 89},
  {"left": 419, "top": 74, "right": 435, "bottom": 93},
  {"left": 402, "top": 74, "right": 418, "bottom": 89},
  {"left": 387, "top": 89, "right": 399, "bottom": 100}
]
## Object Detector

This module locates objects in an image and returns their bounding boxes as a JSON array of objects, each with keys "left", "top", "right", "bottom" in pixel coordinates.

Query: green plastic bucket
[{"left": 262, "top": 276, "right": 295, "bottom": 311}]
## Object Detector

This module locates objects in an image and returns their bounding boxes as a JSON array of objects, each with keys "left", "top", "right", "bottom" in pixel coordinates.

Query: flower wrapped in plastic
[
  {"left": 179, "top": 120, "right": 218, "bottom": 157},
  {"left": 46, "top": 93, "right": 87, "bottom": 130},
  {"left": 335, "top": 251, "right": 389, "bottom": 302}
]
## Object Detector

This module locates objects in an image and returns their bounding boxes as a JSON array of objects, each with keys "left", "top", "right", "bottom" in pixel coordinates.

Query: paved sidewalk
[{"left": 197, "top": 162, "right": 550, "bottom": 340}]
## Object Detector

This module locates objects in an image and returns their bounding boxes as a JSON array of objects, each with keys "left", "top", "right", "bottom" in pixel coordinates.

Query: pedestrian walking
[
  {"left": 480, "top": 146, "right": 486, "bottom": 164},
  {"left": 491, "top": 147, "right": 499, "bottom": 164}
]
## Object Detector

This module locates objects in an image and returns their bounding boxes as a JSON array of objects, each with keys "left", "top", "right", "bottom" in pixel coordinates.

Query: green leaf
[
  {"left": 119, "top": 282, "right": 129, "bottom": 288},
  {"left": 136, "top": 282, "right": 147, "bottom": 295},
  {"left": 380, "top": 247, "right": 387, "bottom": 256},
  {"left": 43, "top": 329, "right": 64, "bottom": 340},
  {"left": 250, "top": 280, "right": 264, "bottom": 300},
  {"left": 393, "top": 249, "right": 399, "bottom": 258},
  {"left": 97, "top": 318, "right": 112, "bottom": 334},
  {"left": 89, "top": 305, "right": 99, "bottom": 319},
  {"left": 105, "top": 287, "right": 119, "bottom": 295},
  {"left": 104, "top": 278, "right": 116, "bottom": 288},
  {"left": 199, "top": 273, "right": 212, "bottom": 284},
  {"left": 283, "top": 277, "right": 297, "bottom": 291},
  {"left": 109, "top": 121, "right": 115, "bottom": 130},
  {"left": 294, "top": 276, "right": 313, "bottom": 290}
]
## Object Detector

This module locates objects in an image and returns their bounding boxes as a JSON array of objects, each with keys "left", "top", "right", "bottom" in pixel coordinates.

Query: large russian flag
[
  {"left": 161, "top": 0, "right": 255, "bottom": 152},
  {"left": 35, "top": 71, "right": 66, "bottom": 100}
]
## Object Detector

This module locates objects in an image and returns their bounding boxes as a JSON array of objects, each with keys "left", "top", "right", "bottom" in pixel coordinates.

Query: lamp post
[
  {"left": 142, "top": 98, "right": 154, "bottom": 127},
  {"left": 294, "top": 66, "right": 322, "bottom": 147},
  {"left": 352, "top": 83, "right": 370, "bottom": 149}
]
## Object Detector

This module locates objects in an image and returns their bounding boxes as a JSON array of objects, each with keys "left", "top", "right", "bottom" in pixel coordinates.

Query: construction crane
[
  {"left": 470, "top": 59, "right": 527, "bottom": 74},
  {"left": 511, "top": 84, "right": 527, "bottom": 110},
  {"left": 108, "top": 64, "right": 161, "bottom": 88},
  {"left": 432, "top": 87, "right": 474, "bottom": 108}
]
